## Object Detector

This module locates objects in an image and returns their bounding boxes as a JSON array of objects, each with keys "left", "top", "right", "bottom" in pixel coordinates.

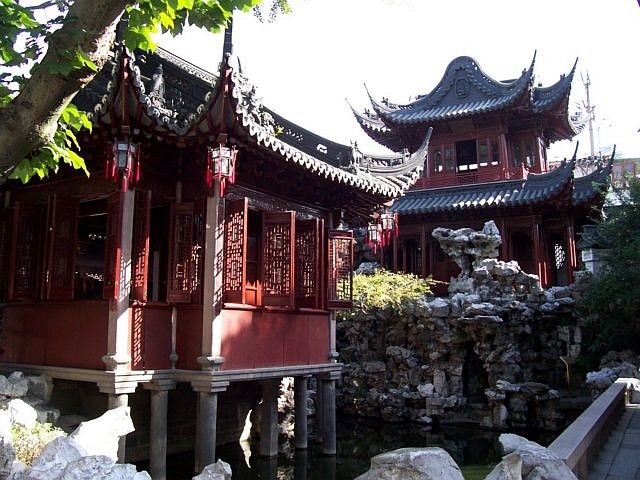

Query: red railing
[{"left": 413, "top": 165, "right": 527, "bottom": 189}]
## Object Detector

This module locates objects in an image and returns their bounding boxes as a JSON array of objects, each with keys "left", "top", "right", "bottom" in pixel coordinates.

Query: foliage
[
  {"left": 578, "top": 177, "right": 640, "bottom": 364},
  {"left": 0, "top": 0, "right": 288, "bottom": 183},
  {"left": 349, "top": 269, "right": 436, "bottom": 313},
  {"left": 11, "top": 422, "right": 65, "bottom": 466}
]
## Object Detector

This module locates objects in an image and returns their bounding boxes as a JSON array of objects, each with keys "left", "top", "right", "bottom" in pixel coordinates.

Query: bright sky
[{"left": 158, "top": 0, "right": 640, "bottom": 160}]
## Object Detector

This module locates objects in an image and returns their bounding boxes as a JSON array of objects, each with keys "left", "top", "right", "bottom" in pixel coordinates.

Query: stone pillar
[
  {"left": 294, "top": 376, "right": 308, "bottom": 450},
  {"left": 191, "top": 380, "right": 228, "bottom": 473},
  {"left": 144, "top": 381, "right": 175, "bottom": 480},
  {"left": 294, "top": 449, "right": 308, "bottom": 480},
  {"left": 260, "top": 379, "right": 279, "bottom": 457},
  {"left": 319, "top": 371, "right": 340, "bottom": 456},
  {"left": 314, "top": 376, "right": 323, "bottom": 445},
  {"left": 107, "top": 393, "right": 129, "bottom": 463},
  {"left": 103, "top": 188, "right": 135, "bottom": 372}
]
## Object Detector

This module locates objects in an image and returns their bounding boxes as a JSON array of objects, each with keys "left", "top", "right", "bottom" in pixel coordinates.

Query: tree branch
[{"left": 0, "top": 0, "right": 129, "bottom": 172}]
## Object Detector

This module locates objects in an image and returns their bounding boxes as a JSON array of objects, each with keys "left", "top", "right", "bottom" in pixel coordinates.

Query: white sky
[{"left": 158, "top": 0, "right": 640, "bottom": 160}]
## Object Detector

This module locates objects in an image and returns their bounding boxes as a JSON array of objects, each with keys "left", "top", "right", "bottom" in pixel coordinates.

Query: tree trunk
[{"left": 0, "top": 0, "right": 129, "bottom": 177}]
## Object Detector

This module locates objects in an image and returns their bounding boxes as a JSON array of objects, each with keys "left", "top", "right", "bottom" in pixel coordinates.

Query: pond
[{"left": 164, "top": 416, "right": 557, "bottom": 479}]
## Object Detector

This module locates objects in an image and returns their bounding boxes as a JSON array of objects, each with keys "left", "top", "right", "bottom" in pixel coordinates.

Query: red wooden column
[
  {"left": 392, "top": 234, "right": 399, "bottom": 272},
  {"left": 532, "top": 217, "right": 547, "bottom": 288},
  {"left": 565, "top": 218, "right": 578, "bottom": 283},
  {"left": 103, "top": 189, "right": 135, "bottom": 372},
  {"left": 420, "top": 224, "right": 428, "bottom": 278}
]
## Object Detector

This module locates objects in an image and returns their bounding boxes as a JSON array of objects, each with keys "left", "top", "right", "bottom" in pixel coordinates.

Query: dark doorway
[
  {"left": 511, "top": 231, "right": 535, "bottom": 275},
  {"left": 455, "top": 140, "right": 478, "bottom": 172}
]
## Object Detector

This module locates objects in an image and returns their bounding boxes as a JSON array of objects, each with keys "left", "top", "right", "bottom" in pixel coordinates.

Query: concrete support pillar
[
  {"left": 260, "top": 379, "right": 279, "bottom": 457},
  {"left": 192, "top": 380, "right": 228, "bottom": 473},
  {"left": 320, "top": 372, "right": 340, "bottom": 456},
  {"left": 294, "top": 377, "right": 308, "bottom": 450},
  {"left": 315, "top": 376, "right": 323, "bottom": 445},
  {"left": 144, "top": 381, "right": 175, "bottom": 480},
  {"left": 197, "top": 392, "right": 218, "bottom": 471},
  {"left": 294, "top": 450, "right": 308, "bottom": 480},
  {"left": 107, "top": 393, "right": 129, "bottom": 463}
]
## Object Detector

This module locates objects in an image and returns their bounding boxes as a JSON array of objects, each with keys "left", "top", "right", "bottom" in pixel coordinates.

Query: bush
[
  {"left": 579, "top": 177, "right": 640, "bottom": 365},
  {"left": 11, "top": 422, "right": 65, "bottom": 466},
  {"left": 349, "top": 269, "right": 437, "bottom": 312}
]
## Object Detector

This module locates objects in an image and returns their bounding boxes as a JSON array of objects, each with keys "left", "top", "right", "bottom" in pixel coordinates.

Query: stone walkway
[{"left": 589, "top": 403, "right": 640, "bottom": 480}]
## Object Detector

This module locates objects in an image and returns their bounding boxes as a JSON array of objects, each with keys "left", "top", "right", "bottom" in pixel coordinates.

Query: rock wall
[{"left": 338, "top": 222, "right": 583, "bottom": 431}]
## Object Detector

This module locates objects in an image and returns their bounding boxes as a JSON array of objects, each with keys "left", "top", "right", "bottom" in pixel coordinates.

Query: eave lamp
[
  {"left": 366, "top": 220, "right": 382, "bottom": 253},
  {"left": 380, "top": 210, "right": 398, "bottom": 247},
  {"left": 206, "top": 143, "right": 238, "bottom": 197},
  {"left": 107, "top": 139, "right": 140, "bottom": 190}
]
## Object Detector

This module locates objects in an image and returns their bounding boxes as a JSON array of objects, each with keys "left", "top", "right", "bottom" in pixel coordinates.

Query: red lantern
[
  {"left": 380, "top": 211, "right": 398, "bottom": 247},
  {"left": 206, "top": 144, "right": 237, "bottom": 197},
  {"left": 366, "top": 221, "right": 382, "bottom": 253},
  {"left": 106, "top": 140, "right": 140, "bottom": 190}
]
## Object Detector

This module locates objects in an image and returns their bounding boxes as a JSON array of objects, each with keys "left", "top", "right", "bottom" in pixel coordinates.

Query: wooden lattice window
[
  {"left": 262, "top": 211, "right": 295, "bottom": 308},
  {"left": 45, "top": 195, "right": 78, "bottom": 300},
  {"left": 131, "top": 190, "right": 151, "bottom": 302},
  {"left": 327, "top": 229, "right": 354, "bottom": 309},
  {"left": 167, "top": 203, "right": 194, "bottom": 303},
  {"left": 190, "top": 198, "right": 206, "bottom": 305},
  {"left": 223, "top": 198, "right": 248, "bottom": 304},
  {"left": 295, "top": 218, "right": 323, "bottom": 309},
  {"left": 103, "top": 192, "right": 121, "bottom": 300},
  {"left": 0, "top": 209, "right": 11, "bottom": 299},
  {"left": 8, "top": 202, "right": 45, "bottom": 301}
]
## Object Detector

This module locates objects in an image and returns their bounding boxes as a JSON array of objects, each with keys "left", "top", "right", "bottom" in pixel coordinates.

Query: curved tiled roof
[
  {"left": 352, "top": 54, "right": 581, "bottom": 146},
  {"left": 391, "top": 160, "right": 576, "bottom": 215},
  {"left": 573, "top": 155, "right": 613, "bottom": 205},
  {"left": 78, "top": 46, "right": 428, "bottom": 202},
  {"left": 371, "top": 55, "right": 535, "bottom": 126}
]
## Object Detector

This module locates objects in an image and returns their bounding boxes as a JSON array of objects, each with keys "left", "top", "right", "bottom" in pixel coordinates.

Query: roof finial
[{"left": 222, "top": 16, "right": 233, "bottom": 61}]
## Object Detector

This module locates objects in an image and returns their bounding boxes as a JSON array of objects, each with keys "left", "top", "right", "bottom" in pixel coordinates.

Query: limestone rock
[
  {"left": 586, "top": 368, "right": 616, "bottom": 391},
  {"left": 427, "top": 298, "right": 450, "bottom": 317},
  {"left": 497, "top": 434, "right": 577, "bottom": 480},
  {"left": 485, "top": 452, "right": 523, "bottom": 480},
  {"left": 0, "top": 374, "right": 29, "bottom": 399},
  {"left": 26, "top": 376, "right": 53, "bottom": 404},
  {"left": 354, "top": 447, "right": 464, "bottom": 480},
  {"left": 59, "top": 455, "right": 151, "bottom": 480},
  {"left": 69, "top": 407, "right": 134, "bottom": 462},
  {"left": 28, "top": 437, "right": 88, "bottom": 480},
  {"left": 193, "top": 460, "right": 233, "bottom": 480},
  {"left": 8, "top": 399, "right": 37, "bottom": 429},
  {"left": 355, "top": 262, "right": 380, "bottom": 275},
  {"left": 0, "top": 410, "right": 15, "bottom": 478}
]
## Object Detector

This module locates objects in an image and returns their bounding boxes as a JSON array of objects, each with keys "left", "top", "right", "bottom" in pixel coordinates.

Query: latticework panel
[
  {"left": 131, "top": 190, "right": 151, "bottom": 302},
  {"left": 190, "top": 198, "right": 205, "bottom": 304},
  {"left": 103, "top": 192, "right": 121, "bottom": 300},
  {"left": 11, "top": 203, "right": 44, "bottom": 300},
  {"left": 48, "top": 197, "right": 78, "bottom": 299},
  {"left": 167, "top": 203, "right": 193, "bottom": 303},
  {"left": 224, "top": 204, "right": 246, "bottom": 296},
  {"left": 328, "top": 230, "right": 354, "bottom": 309},
  {"left": 262, "top": 211, "right": 295, "bottom": 307},
  {"left": 295, "top": 218, "right": 322, "bottom": 308}
]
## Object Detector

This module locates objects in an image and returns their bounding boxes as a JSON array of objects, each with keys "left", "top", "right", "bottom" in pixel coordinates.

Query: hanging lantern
[
  {"left": 366, "top": 221, "right": 382, "bottom": 253},
  {"left": 106, "top": 140, "right": 140, "bottom": 190},
  {"left": 379, "top": 210, "right": 399, "bottom": 247},
  {"left": 206, "top": 144, "right": 238, "bottom": 197}
]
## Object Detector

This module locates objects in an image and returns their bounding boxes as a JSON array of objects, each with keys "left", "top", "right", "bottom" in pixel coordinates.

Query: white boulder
[
  {"left": 8, "top": 399, "right": 37, "bottom": 429},
  {"left": 493, "top": 434, "right": 578, "bottom": 480},
  {"left": 354, "top": 447, "right": 464, "bottom": 480},
  {"left": 69, "top": 407, "right": 134, "bottom": 462},
  {"left": 0, "top": 374, "right": 29, "bottom": 399},
  {"left": 193, "top": 459, "right": 233, "bottom": 480}
]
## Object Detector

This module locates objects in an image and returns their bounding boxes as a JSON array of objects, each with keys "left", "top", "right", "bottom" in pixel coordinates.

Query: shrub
[
  {"left": 11, "top": 422, "right": 65, "bottom": 466},
  {"left": 349, "top": 269, "right": 437, "bottom": 312}
]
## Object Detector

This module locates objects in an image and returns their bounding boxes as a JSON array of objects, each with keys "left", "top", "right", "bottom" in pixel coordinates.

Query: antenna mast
[{"left": 582, "top": 72, "right": 596, "bottom": 158}]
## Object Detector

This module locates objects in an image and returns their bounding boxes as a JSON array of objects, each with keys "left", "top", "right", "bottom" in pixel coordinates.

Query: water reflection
[{"left": 168, "top": 416, "right": 555, "bottom": 479}]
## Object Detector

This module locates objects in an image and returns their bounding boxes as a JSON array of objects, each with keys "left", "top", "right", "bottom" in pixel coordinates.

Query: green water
[{"left": 165, "top": 416, "right": 555, "bottom": 479}]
